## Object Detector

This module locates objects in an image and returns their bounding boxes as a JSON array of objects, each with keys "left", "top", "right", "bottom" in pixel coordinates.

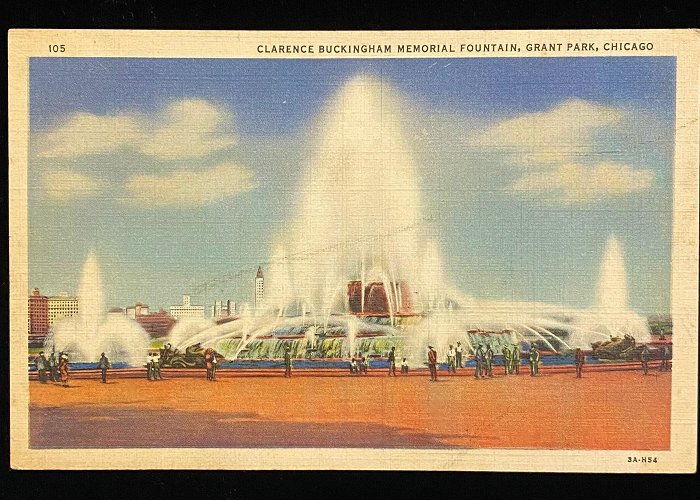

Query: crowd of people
[
  {"left": 640, "top": 344, "right": 672, "bottom": 375},
  {"left": 407, "top": 341, "right": 670, "bottom": 381},
  {"left": 468, "top": 343, "right": 525, "bottom": 379},
  {"left": 33, "top": 339, "right": 672, "bottom": 383},
  {"left": 33, "top": 350, "right": 70, "bottom": 386}
]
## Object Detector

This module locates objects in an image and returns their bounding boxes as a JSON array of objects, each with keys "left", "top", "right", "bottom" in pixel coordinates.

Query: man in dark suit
[
  {"left": 284, "top": 344, "right": 292, "bottom": 378},
  {"left": 574, "top": 348, "right": 585, "bottom": 378},
  {"left": 387, "top": 346, "right": 396, "bottom": 376},
  {"left": 485, "top": 345, "right": 494, "bottom": 377},
  {"left": 641, "top": 345, "right": 651, "bottom": 375},
  {"left": 659, "top": 345, "right": 671, "bottom": 372},
  {"left": 97, "top": 352, "right": 110, "bottom": 383},
  {"left": 35, "top": 352, "right": 48, "bottom": 383},
  {"left": 529, "top": 345, "right": 540, "bottom": 376},
  {"left": 474, "top": 345, "right": 485, "bottom": 379}
]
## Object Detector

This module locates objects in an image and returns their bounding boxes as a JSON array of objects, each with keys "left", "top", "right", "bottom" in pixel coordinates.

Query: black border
[
  {"left": 4, "top": 0, "right": 699, "bottom": 497},
  {"left": 5, "top": 0, "right": 700, "bottom": 30}
]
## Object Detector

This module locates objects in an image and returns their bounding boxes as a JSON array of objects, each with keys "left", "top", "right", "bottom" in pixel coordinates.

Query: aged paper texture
[{"left": 8, "top": 29, "right": 699, "bottom": 471}]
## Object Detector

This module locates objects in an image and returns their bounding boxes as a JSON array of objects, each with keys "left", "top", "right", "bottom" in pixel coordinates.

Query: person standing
[
  {"left": 210, "top": 353, "right": 217, "bottom": 381},
  {"left": 284, "top": 344, "right": 292, "bottom": 378},
  {"left": 146, "top": 353, "right": 154, "bottom": 380},
  {"left": 153, "top": 353, "right": 162, "bottom": 380},
  {"left": 512, "top": 345, "right": 520, "bottom": 375},
  {"left": 149, "top": 354, "right": 157, "bottom": 381},
  {"left": 34, "top": 352, "right": 48, "bottom": 383},
  {"left": 574, "top": 348, "right": 585, "bottom": 378},
  {"left": 427, "top": 345, "right": 438, "bottom": 382},
  {"left": 97, "top": 352, "right": 110, "bottom": 383},
  {"left": 387, "top": 346, "right": 397, "bottom": 376},
  {"left": 447, "top": 345, "right": 456, "bottom": 373},
  {"left": 502, "top": 345, "right": 512, "bottom": 375},
  {"left": 361, "top": 354, "right": 369, "bottom": 374},
  {"left": 455, "top": 342, "right": 463, "bottom": 369},
  {"left": 641, "top": 345, "right": 651, "bottom": 375},
  {"left": 49, "top": 350, "right": 59, "bottom": 383},
  {"left": 474, "top": 345, "right": 484, "bottom": 379},
  {"left": 485, "top": 345, "right": 494, "bottom": 377},
  {"left": 660, "top": 345, "right": 671, "bottom": 372},
  {"left": 204, "top": 349, "right": 213, "bottom": 381},
  {"left": 401, "top": 357, "right": 409, "bottom": 374},
  {"left": 529, "top": 345, "right": 540, "bottom": 376},
  {"left": 58, "top": 353, "right": 69, "bottom": 387}
]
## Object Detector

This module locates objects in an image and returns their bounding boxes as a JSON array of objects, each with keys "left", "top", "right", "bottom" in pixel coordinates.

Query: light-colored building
[
  {"left": 47, "top": 292, "right": 79, "bottom": 326},
  {"left": 125, "top": 303, "right": 149, "bottom": 319},
  {"left": 255, "top": 266, "right": 264, "bottom": 309},
  {"left": 170, "top": 294, "right": 205, "bottom": 319},
  {"left": 108, "top": 307, "right": 125, "bottom": 318},
  {"left": 211, "top": 299, "right": 236, "bottom": 319}
]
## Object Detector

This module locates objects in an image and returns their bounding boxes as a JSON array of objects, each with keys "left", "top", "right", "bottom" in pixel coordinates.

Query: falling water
[
  {"left": 77, "top": 251, "right": 104, "bottom": 334},
  {"left": 266, "top": 74, "right": 435, "bottom": 316},
  {"left": 45, "top": 252, "right": 151, "bottom": 366},
  {"left": 570, "top": 235, "right": 650, "bottom": 344}
]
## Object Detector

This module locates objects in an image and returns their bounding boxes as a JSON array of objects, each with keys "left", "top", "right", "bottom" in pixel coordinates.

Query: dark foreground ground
[{"left": 30, "top": 367, "right": 671, "bottom": 449}]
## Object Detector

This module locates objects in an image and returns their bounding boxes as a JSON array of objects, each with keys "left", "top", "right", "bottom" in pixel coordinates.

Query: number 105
[{"left": 49, "top": 44, "right": 65, "bottom": 53}]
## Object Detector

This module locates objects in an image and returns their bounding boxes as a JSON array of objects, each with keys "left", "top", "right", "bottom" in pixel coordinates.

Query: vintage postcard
[{"left": 8, "top": 29, "right": 699, "bottom": 471}]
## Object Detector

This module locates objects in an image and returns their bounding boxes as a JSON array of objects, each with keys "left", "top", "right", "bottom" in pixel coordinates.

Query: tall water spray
[
  {"left": 77, "top": 252, "right": 105, "bottom": 335},
  {"left": 266, "top": 74, "right": 441, "bottom": 316},
  {"left": 561, "top": 236, "right": 650, "bottom": 346},
  {"left": 587, "top": 235, "right": 650, "bottom": 340},
  {"left": 45, "top": 252, "right": 151, "bottom": 366},
  {"left": 596, "top": 236, "right": 629, "bottom": 315}
]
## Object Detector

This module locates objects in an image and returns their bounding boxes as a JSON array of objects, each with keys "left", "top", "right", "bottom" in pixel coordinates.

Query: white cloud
[
  {"left": 471, "top": 99, "right": 656, "bottom": 203},
  {"left": 125, "top": 162, "right": 255, "bottom": 207},
  {"left": 42, "top": 169, "right": 106, "bottom": 201},
  {"left": 471, "top": 99, "right": 623, "bottom": 166},
  {"left": 36, "top": 99, "right": 236, "bottom": 160},
  {"left": 510, "top": 162, "right": 654, "bottom": 203}
]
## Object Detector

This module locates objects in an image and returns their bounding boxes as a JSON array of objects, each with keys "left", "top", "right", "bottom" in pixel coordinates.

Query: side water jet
[
  {"left": 44, "top": 252, "right": 150, "bottom": 366},
  {"left": 570, "top": 236, "right": 651, "bottom": 346}
]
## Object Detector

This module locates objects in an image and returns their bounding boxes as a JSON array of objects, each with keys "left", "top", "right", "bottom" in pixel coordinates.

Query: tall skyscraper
[
  {"left": 28, "top": 288, "right": 49, "bottom": 346},
  {"left": 255, "top": 266, "right": 264, "bottom": 309}
]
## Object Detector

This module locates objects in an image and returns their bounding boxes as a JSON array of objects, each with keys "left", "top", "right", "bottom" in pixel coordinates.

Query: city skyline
[
  {"left": 27, "top": 286, "right": 245, "bottom": 319},
  {"left": 28, "top": 57, "right": 675, "bottom": 314}
]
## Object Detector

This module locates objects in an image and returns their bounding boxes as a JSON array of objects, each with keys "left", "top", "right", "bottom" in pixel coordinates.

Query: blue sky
[{"left": 28, "top": 57, "right": 675, "bottom": 313}]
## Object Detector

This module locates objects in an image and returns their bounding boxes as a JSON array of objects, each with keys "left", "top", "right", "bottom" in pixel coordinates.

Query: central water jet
[{"left": 266, "top": 74, "right": 441, "bottom": 317}]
